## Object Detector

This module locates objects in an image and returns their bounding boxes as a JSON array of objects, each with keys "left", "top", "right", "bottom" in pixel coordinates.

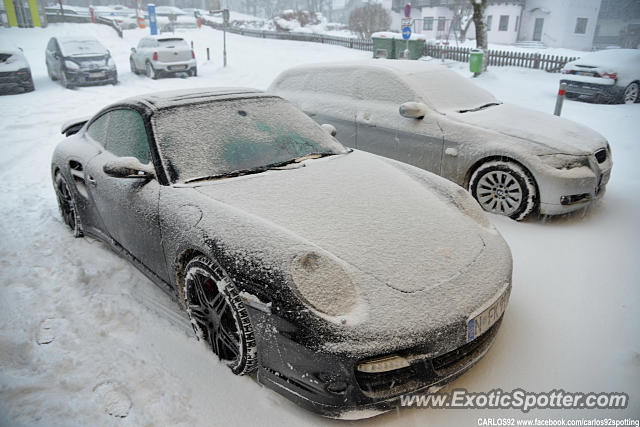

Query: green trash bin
[
  {"left": 372, "top": 36, "right": 396, "bottom": 59},
  {"left": 394, "top": 37, "right": 426, "bottom": 60},
  {"left": 470, "top": 48, "right": 484, "bottom": 73}
]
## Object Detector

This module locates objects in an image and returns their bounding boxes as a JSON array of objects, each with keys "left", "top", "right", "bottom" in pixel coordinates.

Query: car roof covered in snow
[
  {"left": 114, "top": 87, "right": 272, "bottom": 111},
  {"left": 278, "top": 59, "right": 448, "bottom": 75}
]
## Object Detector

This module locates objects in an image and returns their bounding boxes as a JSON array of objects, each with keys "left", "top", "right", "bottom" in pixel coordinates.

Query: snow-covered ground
[{"left": 0, "top": 23, "right": 639, "bottom": 426}]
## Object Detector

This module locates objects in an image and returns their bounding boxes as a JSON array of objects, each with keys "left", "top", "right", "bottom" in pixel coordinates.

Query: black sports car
[{"left": 51, "top": 88, "right": 512, "bottom": 418}]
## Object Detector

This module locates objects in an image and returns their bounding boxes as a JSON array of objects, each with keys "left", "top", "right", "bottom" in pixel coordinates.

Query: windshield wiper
[
  {"left": 457, "top": 102, "right": 502, "bottom": 113},
  {"left": 183, "top": 152, "right": 336, "bottom": 184}
]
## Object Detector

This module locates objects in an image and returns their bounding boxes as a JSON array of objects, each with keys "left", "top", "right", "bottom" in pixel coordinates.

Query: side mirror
[
  {"left": 131, "top": 47, "right": 136, "bottom": 53},
  {"left": 320, "top": 123, "right": 337, "bottom": 137},
  {"left": 399, "top": 102, "right": 428, "bottom": 119},
  {"left": 103, "top": 157, "right": 155, "bottom": 179}
]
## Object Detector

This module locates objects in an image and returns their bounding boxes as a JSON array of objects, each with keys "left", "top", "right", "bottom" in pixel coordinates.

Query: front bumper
[
  {"left": 0, "top": 70, "right": 34, "bottom": 93},
  {"left": 248, "top": 303, "right": 504, "bottom": 418},
  {"left": 535, "top": 149, "right": 612, "bottom": 216},
  {"left": 560, "top": 78, "right": 623, "bottom": 101},
  {"left": 65, "top": 68, "right": 117, "bottom": 86}
]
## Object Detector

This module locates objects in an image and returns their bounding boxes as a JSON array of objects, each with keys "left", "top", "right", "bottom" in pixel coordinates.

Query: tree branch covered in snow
[{"left": 348, "top": 3, "right": 390, "bottom": 39}]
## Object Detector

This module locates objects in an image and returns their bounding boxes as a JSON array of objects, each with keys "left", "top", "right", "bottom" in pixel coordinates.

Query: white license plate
[
  {"left": 90, "top": 72, "right": 105, "bottom": 78},
  {"left": 170, "top": 65, "right": 187, "bottom": 70},
  {"left": 467, "top": 287, "right": 510, "bottom": 342},
  {"left": 577, "top": 71, "right": 593, "bottom": 76}
]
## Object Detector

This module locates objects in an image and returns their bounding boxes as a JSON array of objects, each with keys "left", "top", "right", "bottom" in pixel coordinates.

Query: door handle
[{"left": 87, "top": 175, "right": 97, "bottom": 186}]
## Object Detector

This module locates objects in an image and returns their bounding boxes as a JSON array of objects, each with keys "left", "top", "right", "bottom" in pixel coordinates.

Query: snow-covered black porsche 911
[{"left": 51, "top": 88, "right": 512, "bottom": 418}]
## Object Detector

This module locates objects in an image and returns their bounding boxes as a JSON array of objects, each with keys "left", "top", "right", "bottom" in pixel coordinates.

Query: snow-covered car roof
[
  {"left": 272, "top": 60, "right": 499, "bottom": 114},
  {"left": 57, "top": 36, "right": 108, "bottom": 57},
  {"left": 110, "top": 87, "right": 266, "bottom": 110},
  {"left": 0, "top": 46, "right": 30, "bottom": 72},
  {"left": 568, "top": 48, "right": 640, "bottom": 67}
]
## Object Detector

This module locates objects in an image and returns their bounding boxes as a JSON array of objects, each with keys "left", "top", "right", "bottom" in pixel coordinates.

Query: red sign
[{"left": 404, "top": 3, "right": 411, "bottom": 18}]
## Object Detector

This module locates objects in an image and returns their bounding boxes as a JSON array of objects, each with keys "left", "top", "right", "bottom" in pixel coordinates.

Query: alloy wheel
[
  {"left": 623, "top": 83, "right": 639, "bottom": 104},
  {"left": 475, "top": 170, "right": 523, "bottom": 216}
]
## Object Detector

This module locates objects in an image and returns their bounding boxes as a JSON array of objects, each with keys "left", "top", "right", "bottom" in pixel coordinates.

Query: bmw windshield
[{"left": 152, "top": 96, "right": 348, "bottom": 184}]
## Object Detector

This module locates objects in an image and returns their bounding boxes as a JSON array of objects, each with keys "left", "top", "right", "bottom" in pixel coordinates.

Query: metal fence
[
  {"left": 424, "top": 44, "right": 578, "bottom": 72},
  {"left": 45, "top": 13, "right": 123, "bottom": 38},
  {"left": 201, "top": 18, "right": 373, "bottom": 52}
]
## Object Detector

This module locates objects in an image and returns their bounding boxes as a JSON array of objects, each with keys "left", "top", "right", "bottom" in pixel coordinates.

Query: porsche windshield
[{"left": 152, "top": 97, "right": 348, "bottom": 183}]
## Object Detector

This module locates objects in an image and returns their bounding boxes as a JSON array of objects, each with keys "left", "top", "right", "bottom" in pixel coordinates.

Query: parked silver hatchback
[
  {"left": 130, "top": 36, "right": 196, "bottom": 79},
  {"left": 269, "top": 60, "right": 613, "bottom": 220}
]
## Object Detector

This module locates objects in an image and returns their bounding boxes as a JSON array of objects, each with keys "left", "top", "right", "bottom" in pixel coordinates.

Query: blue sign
[
  {"left": 148, "top": 4, "right": 158, "bottom": 36},
  {"left": 402, "top": 26, "right": 411, "bottom": 40}
]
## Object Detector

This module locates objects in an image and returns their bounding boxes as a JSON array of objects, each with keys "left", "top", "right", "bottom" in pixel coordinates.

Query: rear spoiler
[{"left": 61, "top": 116, "right": 91, "bottom": 137}]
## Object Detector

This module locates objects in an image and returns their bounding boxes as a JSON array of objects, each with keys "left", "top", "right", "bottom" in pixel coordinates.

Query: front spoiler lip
[{"left": 255, "top": 315, "right": 503, "bottom": 418}]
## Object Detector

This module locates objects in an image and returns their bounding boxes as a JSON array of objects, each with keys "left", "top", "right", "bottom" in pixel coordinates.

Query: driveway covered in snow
[{"left": 0, "top": 24, "right": 638, "bottom": 426}]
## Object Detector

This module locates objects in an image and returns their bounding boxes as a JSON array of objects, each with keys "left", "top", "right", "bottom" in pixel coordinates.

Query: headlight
[
  {"left": 64, "top": 60, "right": 79, "bottom": 70},
  {"left": 107, "top": 56, "right": 115, "bottom": 68},
  {"left": 538, "top": 154, "right": 590, "bottom": 170},
  {"left": 290, "top": 252, "right": 357, "bottom": 317}
]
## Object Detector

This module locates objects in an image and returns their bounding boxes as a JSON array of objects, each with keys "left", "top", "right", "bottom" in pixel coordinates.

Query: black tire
[
  {"left": 130, "top": 57, "right": 138, "bottom": 74},
  {"left": 190, "top": 67, "right": 197, "bottom": 77},
  {"left": 183, "top": 255, "right": 257, "bottom": 375},
  {"left": 145, "top": 62, "right": 157, "bottom": 80},
  {"left": 54, "top": 172, "right": 83, "bottom": 237},
  {"left": 469, "top": 160, "right": 537, "bottom": 221},
  {"left": 622, "top": 82, "right": 640, "bottom": 104}
]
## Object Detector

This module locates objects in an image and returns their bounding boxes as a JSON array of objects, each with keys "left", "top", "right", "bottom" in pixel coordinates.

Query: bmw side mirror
[
  {"left": 103, "top": 157, "right": 155, "bottom": 179},
  {"left": 399, "top": 102, "right": 428, "bottom": 119},
  {"left": 320, "top": 123, "right": 337, "bottom": 137}
]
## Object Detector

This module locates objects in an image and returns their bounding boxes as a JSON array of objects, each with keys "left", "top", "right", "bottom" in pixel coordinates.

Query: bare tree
[
  {"left": 471, "top": 0, "right": 488, "bottom": 72},
  {"left": 451, "top": 1, "right": 474, "bottom": 41},
  {"left": 348, "top": 3, "right": 390, "bottom": 39}
]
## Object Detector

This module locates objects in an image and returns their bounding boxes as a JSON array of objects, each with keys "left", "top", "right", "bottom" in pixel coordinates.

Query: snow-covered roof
[
  {"left": 115, "top": 87, "right": 267, "bottom": 110},
  {"left": 57, "top": 36, "right": 107, "bottom": 56}
]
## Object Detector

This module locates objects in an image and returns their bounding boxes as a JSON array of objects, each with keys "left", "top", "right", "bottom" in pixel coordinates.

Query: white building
[{"left": 389, "top": 0, "right": 602, "bottom": 50}]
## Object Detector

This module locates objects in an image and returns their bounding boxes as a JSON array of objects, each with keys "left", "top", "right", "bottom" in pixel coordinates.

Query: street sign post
[
  {"left": 148, "top": 4, "right": 157, "bottom": 35},
  {"left": 402, "top": 26, "right": 411, "bottom": 40},
  {"left": 401, "top": 6, "right": 411, "bottom": 58}
]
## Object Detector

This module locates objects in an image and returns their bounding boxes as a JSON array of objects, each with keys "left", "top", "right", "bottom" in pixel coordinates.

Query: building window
[
  {"left": 486, "top": 15, "right": 492, "bottom": 31},
  {"left": 499, "top": 15, "right": 509, "bottom": 31},
  {"left": 574, "top": 17, "right": 588, "bottom": 34},
  {"left": 515, "top": 16, "right": 519, "bottom": 32},
  {"left": 437, "top": 16, "right": 446, "bottom": 31},
  {"left": 423, "top": 17, "right": 433, "bottom": 31}
]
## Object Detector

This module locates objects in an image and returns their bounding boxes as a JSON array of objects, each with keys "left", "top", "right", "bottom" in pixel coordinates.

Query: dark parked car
[
  {"left": 46, "top": 36, "right": 117, "bottom": 88},
  {"left": 51, "top": 88, "right": 512, "bottom": 418},
  {"left": 0, "top": 47, "right": 34, "bottom": 94}
]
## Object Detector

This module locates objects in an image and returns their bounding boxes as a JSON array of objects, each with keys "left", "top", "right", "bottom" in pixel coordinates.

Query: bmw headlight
[
  {"left": 290, "top": 252, "right": 357, "bottom": 317},
  {"left": 64, "top": 60, "right": 79, "bottom": 71},
  {"left": 538, "top": 154, "right": 590, "bottom": 170}
]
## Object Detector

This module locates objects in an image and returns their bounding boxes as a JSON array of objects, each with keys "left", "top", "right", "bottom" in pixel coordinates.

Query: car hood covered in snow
[
  {"left": 450, "top": 103, "right": 607, "bottom": 154},
  {"left": 186, "top": 150, "right": 512, "bottom": 353}
]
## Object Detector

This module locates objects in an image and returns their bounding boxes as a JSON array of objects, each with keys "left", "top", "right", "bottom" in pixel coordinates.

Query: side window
[
  {"left": 306, "top": 69, "right": 359, "bottom": 98},
  {"left": 105, "top": 109, "right": 150, "bottom": 163},
  {"left": 86, "top": 113, "right": 110, "bottom": 145},
  {"left": 357, "top": 71, "right": 414, "bottom": 104}
]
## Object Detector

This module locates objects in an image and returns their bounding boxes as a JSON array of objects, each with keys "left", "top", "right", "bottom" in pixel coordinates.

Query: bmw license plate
[
  {"left": 467, "top": 287, "right": 510, "bottom": 342},
  {"left": 90, "top": 71, "right": 105, "bottom": 78}
]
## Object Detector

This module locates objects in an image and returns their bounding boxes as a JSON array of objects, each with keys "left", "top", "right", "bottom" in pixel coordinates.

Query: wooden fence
[{"left": 424, "top": 44, "right": 578, "bottom": 72}]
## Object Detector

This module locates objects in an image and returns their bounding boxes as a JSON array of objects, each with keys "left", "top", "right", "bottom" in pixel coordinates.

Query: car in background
[
  {"left": 0, "top": 47, "right": 34, "bottom": 94},
  {"left": 270, "top": 60, "right": 613, "bottom": 220},
  {"left": 51, "top": 88, "right": 512, "bottom": 418},
  {"left": 45, "top": 36, "right": 117, "bottom": 88},
  {"left": 561, "top": 49, "right": 640, "bottom": 104},
  {"left": 130, "top": 36, "right": 196, "bottom": 79}
]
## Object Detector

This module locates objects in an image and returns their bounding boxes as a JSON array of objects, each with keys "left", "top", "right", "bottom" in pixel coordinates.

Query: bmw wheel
[
  {"left": 469, "top": 160, "right": 537, "bottom": 221},
  {"left": 54, "top": 172, "right": 83, "bottom": 237},
  {"left": 183, "top": 255, "right": 257, "bottom": 375},
  {"left": 622, "top": 82, "right": 639, "bottom": 104},
  {"left": 145, "top": 62, "right": 157, "bottom": 80}
]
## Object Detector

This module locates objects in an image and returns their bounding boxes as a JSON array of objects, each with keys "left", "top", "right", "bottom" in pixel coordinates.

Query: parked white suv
[{"left": 129, "top": 36, "right": 196, "bottom": 79}]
